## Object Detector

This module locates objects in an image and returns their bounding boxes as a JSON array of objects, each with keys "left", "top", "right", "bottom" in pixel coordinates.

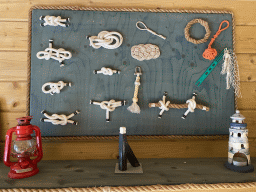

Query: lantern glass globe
[{"left": 12, "top": 139, "right": 36, "bottom": 155}]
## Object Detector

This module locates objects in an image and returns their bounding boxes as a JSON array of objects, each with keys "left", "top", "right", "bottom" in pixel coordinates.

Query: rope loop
[
  {"left": 88, "top": 31, "right": 123, "bottom": 49},
  {"left": 42, "top": 81, "right": 71, "bottom": 95},
  {"left": 203, "top": 20, "right": 230, "bottom": 60},
  {"left": 184, "top": 19, "right": 211, "bottom": 44}
]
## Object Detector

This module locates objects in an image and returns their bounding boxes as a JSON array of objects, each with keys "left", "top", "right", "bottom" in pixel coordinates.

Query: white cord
[
  {"left": 90, "top": 100, "right": 125, "bottom": 122},
  {"left": 88, "top": 31, "right": 123, "bottom": 49},
  {"left": 40, "top": 16, "right": 69, "bottom": 27},
  {"left": 158, "top": 95, "right": 170, "bottom": 118},
  {"left": 36, "top": 40, "right": 72, "bottom": 67},
  {"left": 136, "top": 21, "right": 166, "bottom": 40},
  {"left": 94, "top": 67, "right": 120, "bottom": 76},
  {"left": 182, "top": 95, "right": 197, "bottom": 119},
  {"left": 42, "top": 81, "right": 71, "bottom": 95},
  {"left": 41, "top": 110, "right": 80, "bottom": 125}
]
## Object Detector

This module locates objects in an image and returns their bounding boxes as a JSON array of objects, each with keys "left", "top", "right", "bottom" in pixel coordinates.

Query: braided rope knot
[
  {"left": 41, "top": 16, "right": 69, "bottom": 27},
  {"left": 42, "top": 81, "right": 71, "bottom": 95},
  {"left": 88, "top": 31, "right": 123, "bottom": 49},
  {"left": 41, "top": 110, "right": 80, "bottom": 125},
  {"left": 131, "top": 44, "right": 160, "bottom": 61},
  {"left": 37, "top": 40, "right": 72, "bottom": 66}
]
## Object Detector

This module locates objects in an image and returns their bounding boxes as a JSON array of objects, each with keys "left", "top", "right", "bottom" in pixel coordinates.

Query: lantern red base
[{"left": 8, "top": 163, "right": 39, "bottom": 179}]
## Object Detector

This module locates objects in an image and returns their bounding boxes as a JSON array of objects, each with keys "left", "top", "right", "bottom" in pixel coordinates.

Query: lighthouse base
[{"left": 225, "top": 161, "right": 254, "bottom": 173}]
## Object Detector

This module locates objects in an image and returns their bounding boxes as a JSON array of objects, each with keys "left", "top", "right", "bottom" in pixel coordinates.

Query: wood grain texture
[
  {"left": 0, "top": 52, "right": 27, "bottom": 81},
  {"left": 237, "top": 82, "right": 256, "bottom": 110},
  {"left": 0, "top": 158, "right": 256, "bottom": 189},
  {"left": 1, "top": 0, "right": 256, "bottom": 25},
  {"left": 238, "top": 53, "right": 256, "bottom": 82},
  {"left": 0, "top": 82, "right": 27, "bottom": 112}
]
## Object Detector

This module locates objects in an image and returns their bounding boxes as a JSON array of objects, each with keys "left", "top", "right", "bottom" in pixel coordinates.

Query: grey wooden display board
[{"left": 29, "top": 9, "right": 234, "bottom": 137}]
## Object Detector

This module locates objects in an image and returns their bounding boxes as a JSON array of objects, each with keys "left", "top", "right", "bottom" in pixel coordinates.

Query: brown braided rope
[
  {"left": 27, "top": 6, "right": 236, "bottom": 141},
  {"left": 184, "top": 19, "right": 211, "bottom": 44},
  {"left": 149, "top": 102, "right": 210, "bottom": 111},
  {"left": 1, "top": 182, "right": 256, "bottom": 192}
]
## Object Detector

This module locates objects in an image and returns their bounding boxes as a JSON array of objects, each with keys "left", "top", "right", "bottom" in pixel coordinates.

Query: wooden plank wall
[{"left": 1, "top": 0, "right": 256, "bottom": 161}]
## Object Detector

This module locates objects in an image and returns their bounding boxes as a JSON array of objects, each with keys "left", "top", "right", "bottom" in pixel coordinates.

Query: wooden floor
[
  {"left": 1, "top": 0, "right": 256, "bottom": 190},
  {"left": 0, "top": 157, "right": 256, "bottom": 189}
]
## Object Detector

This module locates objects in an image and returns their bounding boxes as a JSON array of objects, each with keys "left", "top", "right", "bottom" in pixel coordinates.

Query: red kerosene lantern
[{"left": 3, "top": 116, "right": 43, "bottom": 179}]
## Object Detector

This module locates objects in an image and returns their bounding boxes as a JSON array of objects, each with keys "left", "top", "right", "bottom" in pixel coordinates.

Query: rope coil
[
  {"left": 127, "top": 67, "right": 142, "bottom": 114},
  {"left": 184, "top": 19, "right": 211, "bottom": 44},
  {"left": 88, "top": 31, "right": 123, "bottom": 49},
  {"left": 40, "top": 110, "right": 80, "bottom": 125},
  {"left": 40, "top": 15, "right": 70, "bottom": 27},
  {"left": 131, "top": 44, "right": 160, "bottom": 61},
  {"left": 42, "top": 81, "right": 71, "bottom": 95},
  {"left": 36, "top": 40, "right": 72, "bottom": 67},
  {"left": 203, "top": 20, "right": 230, "bottom": 60},
  {"left": 93, "top": 67, "right": 120, "bottom": 76},
  {"left": 90, "top": 100, "right": 125, "bottom": 122}
]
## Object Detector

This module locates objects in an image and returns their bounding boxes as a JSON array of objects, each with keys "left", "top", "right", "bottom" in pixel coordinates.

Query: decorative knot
[
  {"left": 42, "top": 81, "right": 71, "bottom": 95},
  {"left": 40, "top": 16, "right": 69, "bottom": 27},
  {"left": 41, "top": 110, "right": 80, "bottom": 125},
  {"left": 203, "top": 48, "right": 217, "bottom": 60},
  {"left": 159, "top": 100, "right": 170, "bottom": 112},
  {"left": 131, "top": 44, "right": 160, "bottom": 61},
  {"left": 88, "top": 31, "right": 123, "bottom": 49},
  {"left": 36, "top": 40, "right": 72, "bottom": 66},
  {"left": 100, "top": 100, "right": 119, "bottom": 112}
]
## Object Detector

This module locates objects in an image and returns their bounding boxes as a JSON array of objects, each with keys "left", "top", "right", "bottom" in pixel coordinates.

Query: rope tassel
[
  {"left": 40, "top": 110, "right": 80, "bottom": 125},
  {"left": 127, "top": 67, "right": 142, "bottom": 114},
  {"left": 149, "top": 92, "right": 209, "bottom": 119},
  {"left": 90, "top": 100, "right": 126, "bottom": 122}
]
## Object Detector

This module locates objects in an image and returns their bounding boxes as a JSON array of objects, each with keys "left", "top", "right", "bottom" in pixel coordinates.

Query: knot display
[
  {"left": 93, "top": 67, "right": 121, "bottom": 76},
  {"left": 149, "top": 92, "right": 210, "bottom": 119},
  {"left": 131, "top": 44, "right": 160, "bottom": 61},
  {"left": 127, "top": 67, "right": 142, "bottom": 114},
  {"left": 88, "top": 31, "right": 123, "bottom": 49},
  {"left": 40, "top": 15, "right": 70, "bottom": 27},
  {"left": 40, "top": 110, "right": 80, "bottom": 125},
  {"left": 36, "top": 40, "right": 72, "bottom": 67},
  {"left": 90, "top": 100, "right": 126, "bottom": 122},
  {"left": 203, "top": 20, "right": 229, "bottom": 60},
  {"left": 42, "top": 81, "right": 71, "bottom": 95}
]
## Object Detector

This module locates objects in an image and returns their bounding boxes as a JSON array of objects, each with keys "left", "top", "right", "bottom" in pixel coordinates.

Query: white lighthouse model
[{"left": 225, "top": 110, "right": 254, "bottom": 172}]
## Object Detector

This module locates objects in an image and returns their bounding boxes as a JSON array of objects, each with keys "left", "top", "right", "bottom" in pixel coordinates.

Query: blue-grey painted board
[{"left": 30, "top": 9, "right": 234, "bottom": 136}]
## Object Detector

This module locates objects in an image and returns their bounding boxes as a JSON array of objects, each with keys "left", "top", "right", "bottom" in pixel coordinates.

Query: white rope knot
[
  {"left": 182, "top": 96, "right": 197, "bottom": 119},
  {"left": 94, "top": 67, "right": 120, "bottom": 76},
  {"left": 42, "top": 81, "right": 71, "bottom": 95},
  {"left": 91, "top": 100, "right": 125, "bottom": 122},
  {"left": 36, "top": 40, "right": 72, "bottom": 67},
  {"left": 41, "top": 16, "right": 69, "bottom": 27},
  {"left": 131, "top": 44, "right": 160, "bottom": 61},
  {"left": 41, "top": 110, "right": 80, "bottom": 125},
  {"left": 88, "top": 31, "right": 123, "bottom": 49},
  {"left": 157, "top": 93, "right": 170, "bottom": 118}
]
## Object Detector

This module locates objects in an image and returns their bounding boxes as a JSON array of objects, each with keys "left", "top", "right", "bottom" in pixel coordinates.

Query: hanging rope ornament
[
  {"left": 40, "top": 110, "right": 80, "bottom": 125},
  {"left": 184, "top": 19, "right": 211, "bottom": 44},
  {"left": 93, "top": 67, "right": 121, "bottom": 76},
  {"left": 203, "top": 20, "right": 230, "bottom": 60},
  {"left": 87, "top": 31, "right": 123, "bottom": 49},
  {"left": 221, "top": 48, "right": 242, "bottom": 98},
  {"left": 90, "top": 100, "right": 126, "bottom": 122},
  {"left": 42, "top": 81, "right": 71, "bottom": 95},
  {"left": 36, "top": 40, "right": 72, "bottom": 67},
  {"left": 136, "top": 21, "right": 166, "bottom": 40},
  {"left": 131, "top": 44, "right": 160, "bottom": 61},
  {"left": 149, "top": 92, "right": 209, "bottom": 119},
  {"left": 127, "top": 67, "right": 142, "bottom": 114},
  {"left": 39, "top": 15, "right": 70, "bottom": 27}
]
